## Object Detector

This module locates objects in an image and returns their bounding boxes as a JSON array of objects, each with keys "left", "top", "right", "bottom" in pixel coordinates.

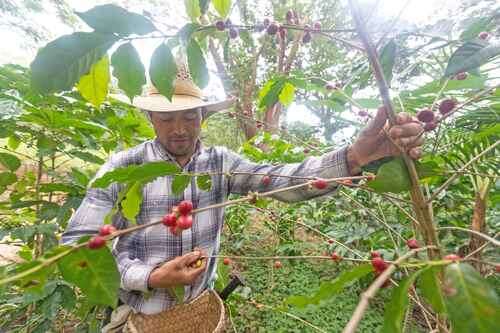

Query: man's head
[{"left": 147, "top": 107, "right": 203, "bottom": 158}]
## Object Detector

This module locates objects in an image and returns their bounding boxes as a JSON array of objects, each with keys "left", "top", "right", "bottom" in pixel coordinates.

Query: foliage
[{"left": 0, "top": 0, "right": 499, "bottom": 332}]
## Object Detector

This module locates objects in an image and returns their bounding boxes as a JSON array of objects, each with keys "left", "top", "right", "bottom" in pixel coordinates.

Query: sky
[{"left": 0, "top": 0, "right": 461, "bottom": 132}]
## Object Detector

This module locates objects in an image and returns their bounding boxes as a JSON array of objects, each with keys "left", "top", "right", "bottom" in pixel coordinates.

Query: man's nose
[{"left": 172, "top": 118, "right": 188, "bottom": 136}]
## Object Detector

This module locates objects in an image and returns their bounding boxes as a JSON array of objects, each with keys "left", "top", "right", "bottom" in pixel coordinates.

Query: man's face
[{"left": 149, "top": 108, "right": 202, "bottom": 158}]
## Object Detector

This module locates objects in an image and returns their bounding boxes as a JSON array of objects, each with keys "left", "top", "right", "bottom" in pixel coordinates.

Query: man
[{"left": 61, "top": 64, "right": 423, "bottom": 324}]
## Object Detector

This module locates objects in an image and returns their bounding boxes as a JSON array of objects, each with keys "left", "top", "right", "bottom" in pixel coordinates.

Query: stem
[
  {"left": 437, "top": 227, "right": 499, "bottom": 247},
  {"left": 342, "top": 246, "right": 436, "bottom": 333},
  {"left": 202, "top": 255, "right": 370, "bottom": 262},
  {"left": 349, "top": 0, "right": 440, "bottom": 259},
  {"left": 252, "top": 301, "right": 328, "bottom": 333}
]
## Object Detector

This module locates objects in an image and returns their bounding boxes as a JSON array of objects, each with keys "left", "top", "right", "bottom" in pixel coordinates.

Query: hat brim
[{"left": 110, "top": 93, "right": 235, "bottom": 117}]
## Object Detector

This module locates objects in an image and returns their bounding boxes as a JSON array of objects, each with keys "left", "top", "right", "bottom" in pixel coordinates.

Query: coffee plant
[{"left": 0, "top": 0, "right": 499, "bottom": 332}]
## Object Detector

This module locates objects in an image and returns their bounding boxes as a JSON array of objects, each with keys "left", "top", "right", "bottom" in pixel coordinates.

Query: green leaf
[
  {"left": 418, "top": 266, "right": 446, "bottom": 313},
  {"left": 199, "top": 0, "right": 210, "bottom": 14},
  {"left": 172, "top": 174, "right": 191, "bottom": 195},
  {"left": 185, "top": 0, "right": 201, "bottom": 22},
  {"left": 149, "top": 43, "right": 177, "bottom": 101},
  {"left": 381, "top": 268, "right": 427, "bottom": 333},
  {"left": 354, "top": 98, "right": 380, "bottom": 108},
  {"left": 75, "top": 4, "right": 156, "bottom": 36},
  {"left": 111, "top": 43, "right": 146, "bottom": 102},
  {"left": 0, "top": 152, "right": 21, "bottom": 172},
  {"left": 69, "top": 150, "right": 105, "bottom": 165},
  {"left": 77, "top": 55, "right": 110, "bottom": 108},
  {"left": 278, "top": 82, "right": 296, "bottom": 107},
  {"left": 178, "top": 23, "right": 201, "bottom": 43},
  {"left": 187, "top": 39, "right": 209, "bottom": 88},
  {"left": 379, "top": 39, "right": 397, "bottom": 86},
  {"left": 0, "top": 172, "right": 17, "bottom": 186},
  {"left": 258, "top": 78, "right": 285, "bottom": 109},
  {"left": 121, "top": 181, "right": 143, "bottom": 224},
  {"left": 212, "top": 0, "right": 231, "bottom": 18},
  {"left": 460, "top": 16, "right": 496, "bottom": 41},
  {"left": 367, "top": 158, "right": 411, "bottom": 193},
  {"left": 286, "top": 264, "right": 372, "bottom": 308},
  {"left": 444, "top": 40, "right": 500, "bottom": 77},
  {"left": 196, "top": 175, "right": 212, "bottom": 191},
  {"left": 92, "top": 161, "right": 180, "bottom": 188},
  {"left": 30, "top": 32, "right": 117, "bottom": 94},
  {"left": 7, "top": 136, "right": 20, "bottom": 150},
  {"left": 444, "top": 263, "right": 500, "bottom": 333},
  {"left": 58, "top": 246, "right": 120, "bottom": 308}
]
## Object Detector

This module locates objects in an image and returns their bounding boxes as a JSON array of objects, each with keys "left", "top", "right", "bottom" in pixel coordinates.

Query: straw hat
[{"left": 111, "top": 62, "right": 234, "bottom": 118}]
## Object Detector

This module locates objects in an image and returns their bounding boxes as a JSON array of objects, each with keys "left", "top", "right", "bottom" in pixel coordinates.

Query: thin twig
[
  {"left": 438, "top": 227, "right": 499, "bottom": 247},
  {"left": 342, "top": 246, "right": 436, "bottom": 333},
  {"left": 252, "top": 301, "right": 328, "bottom": 333}
]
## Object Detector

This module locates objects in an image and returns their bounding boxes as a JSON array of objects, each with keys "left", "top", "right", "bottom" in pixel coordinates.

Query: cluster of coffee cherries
[
  {"left": 214, "top": 9, "right": 321, "bottom": 44},
  {"left": 162, "top": 200, "right": 194, "bottom": 235},
  {"left": 87, "top": 225, "right": 117, "bottom": 249},
  {"left": 416, "top": 96, "right": 458, "bottom": 132}
]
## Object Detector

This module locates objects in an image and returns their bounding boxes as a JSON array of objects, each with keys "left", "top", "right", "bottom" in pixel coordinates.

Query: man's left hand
[{"left": 347, "top": 106, "right": 424, "bottom": 175}]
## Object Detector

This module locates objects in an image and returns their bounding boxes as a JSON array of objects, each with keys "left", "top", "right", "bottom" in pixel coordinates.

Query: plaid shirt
[{"left": 61, "top": 138, "right": 349, "bottom": 314}]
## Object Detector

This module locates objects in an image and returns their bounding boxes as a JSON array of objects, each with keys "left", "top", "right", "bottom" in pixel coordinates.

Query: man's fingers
[
  {"left": 409, "top": 147, "right": 422, "bottom": 159},
  {"left": 389, "top": 122, "right": 423, "bottom": 139},
  {"left": 400, "top": 135, "right": 424, "bottom": 148},
  {"left": 395, "top": 112, "right": 413, "bottom": 125},
  {"left": 181, "top": 251, "right": 202, "bottom": 266},
  {"left": 365, "top": 106, "right": 389, "bottom": 134}
]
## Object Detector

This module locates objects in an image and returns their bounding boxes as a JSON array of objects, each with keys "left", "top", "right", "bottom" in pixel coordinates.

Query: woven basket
[{"left": 123, "top": 290, "right": 225, "bottom": 333}]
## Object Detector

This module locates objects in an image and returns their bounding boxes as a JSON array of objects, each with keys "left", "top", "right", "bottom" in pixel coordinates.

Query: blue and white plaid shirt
[{"left": 61, "top": 138, "right": 349, "bottom": 314}]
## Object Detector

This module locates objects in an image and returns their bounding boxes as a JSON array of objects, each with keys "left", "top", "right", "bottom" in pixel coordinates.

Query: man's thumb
[
  {"left": 368, "top": 106, "right": 388, "bottom": 132},
  {"left": 181, "top": 251, "right": 201, "bottom": 266}
]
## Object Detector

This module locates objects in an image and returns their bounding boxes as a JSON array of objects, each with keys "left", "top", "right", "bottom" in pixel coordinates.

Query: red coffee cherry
[
  {"left": 455, "top": 72, "right": 468, "bottom": 80},
  {"left": 215, "top": 20, "right": 225, "bottom": 31},
  {"left": 223, "top": 257, "right": 231, "bottom": 265},
  {"left": 439, "top": 98, "right": 457, "bottom": 115},
  {"left": 416, "top": 108, "right": 435, "bottom": 123},
  {"left": 370, "top": 251, "right": 381, "bottom": 259},
  {"left": 178, "top": 200, "right": 193, "bottom": 216},
  {"left": 229, "top": 27, "right": 239, "bottom": 39},
  {"left": 99, "top": 225, "right": 116, "bottom": 236},
  {"left": 371, "top": 257, "right": 389, "bottom": 272},
  {"left": 478, "top": 31, "right": 489, "bottom": 40},
  {"left": 274, "top": 260, "right": 282, "bottom": 269},
  {"left": 331, "top": 252, "right": 342, "bottom": 262},
  {"left": 327, "top": 239, "right": 334, "bottom": 244},
  {"left": 312, "top": 179, "right": 328, "bottom": 190},
  {"left": 88, "top": 236, "right": 106, "bottom": 249},
  {"left": 358, "top": 110, "right": 369, "bottom": 117},
  {"left": 267, "top": 22, "right": 279, "bottom": 35},
  {"left": 162, "top": 213, "right": 177, "bottom": 227},
  {"left": 444, "top": 254, "right": 461, "bottom": 262},
  {"left": 261, "top": 175, "right": 271, "bottom": 186},
  {"left": 406, "top": 238, "right": 420, "bottom": 249},
  {"left": 177, "top": 215, "right": 193, "bottom": 230}
]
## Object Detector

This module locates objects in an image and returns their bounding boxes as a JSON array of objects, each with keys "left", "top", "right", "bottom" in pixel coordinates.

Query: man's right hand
[{"left": 148, "top": 250, "right": 207, "bottom": 289}]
